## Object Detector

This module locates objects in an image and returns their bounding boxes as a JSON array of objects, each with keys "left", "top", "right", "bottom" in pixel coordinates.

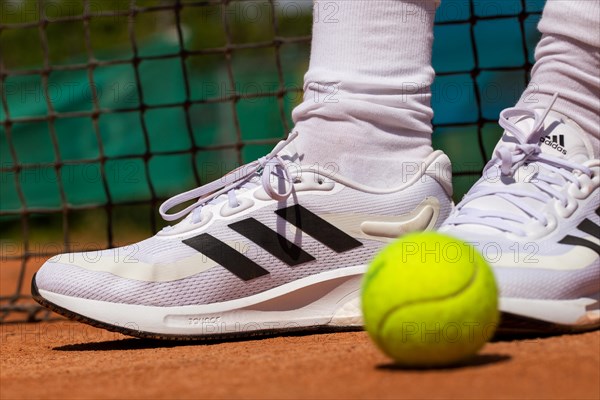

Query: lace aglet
[
  {"left": 542, "top": 93, "right": 560, "bottom": 120},
  {"left": 533, "top": 93, "right": 560, "bottom": 134}
]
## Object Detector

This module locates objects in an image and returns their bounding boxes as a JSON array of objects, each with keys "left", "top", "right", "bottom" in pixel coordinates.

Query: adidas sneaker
[
  {"left": 440, "top": 95, "right": 600, "bottom": 333},
  {"left": 33, "top": 133, "right": 453, "bottom": 339}
]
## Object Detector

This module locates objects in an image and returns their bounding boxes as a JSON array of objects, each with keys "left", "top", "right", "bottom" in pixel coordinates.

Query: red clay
[{"left": 1, "top": 321, "right": 598, "bottom": 399}]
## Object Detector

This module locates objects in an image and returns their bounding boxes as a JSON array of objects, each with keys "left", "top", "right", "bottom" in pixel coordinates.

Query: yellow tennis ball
[{"left": 362, "top": 232, "right": 499, "bottom": 367}]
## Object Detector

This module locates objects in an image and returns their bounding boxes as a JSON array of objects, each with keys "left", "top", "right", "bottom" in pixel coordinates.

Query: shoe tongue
[
  {"left": 498, "top": 110, "right": 593, "bottom": 164},
  {"left": 453, "top": 110, "right": 593, "bottom": 236},
  {"left": 278, "top": 140, "right": 305, "bottom": 166}
]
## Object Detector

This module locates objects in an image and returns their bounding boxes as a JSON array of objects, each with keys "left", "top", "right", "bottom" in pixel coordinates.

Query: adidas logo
[
  {"left": 182, "top": 205, "right": 363, "bottom": 281},
  {"left": 540, "top": 134, "right": 567, "bottom": 155}
]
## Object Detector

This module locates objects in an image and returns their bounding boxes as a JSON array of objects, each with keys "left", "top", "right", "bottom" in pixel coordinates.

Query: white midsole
[
  {"left": 39, "top": 264, "right": 600, "bottom": 335},
  {"left": 500, "top": 295, "right": 600, "bottom": 327},
  {"left": 38, "top": 265, "right": 367, "bottom": 336}
]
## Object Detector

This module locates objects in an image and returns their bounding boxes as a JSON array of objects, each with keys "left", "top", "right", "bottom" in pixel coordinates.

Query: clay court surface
[
  {"left": 0, "top": 320, "right": 598, "bottom": 400},
  {"left": 1, "top": 259, "right": 600, "bottom": 399}
]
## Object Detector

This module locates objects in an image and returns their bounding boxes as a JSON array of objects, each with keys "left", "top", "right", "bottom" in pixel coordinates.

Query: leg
[
  {"left": 518, "top": 0, "right": 600, "bottom": 154},
  {"left": 292, "top": 0, "right": 439, "bottom": 187}
]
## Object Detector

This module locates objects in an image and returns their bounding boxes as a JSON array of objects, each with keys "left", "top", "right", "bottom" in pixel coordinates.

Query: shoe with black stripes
[
  {"left": 440, "top": 97, "right": 600, "bottom": 333},
  {"left": 32, "top": 132, "right": 454, "bottom": 339}
]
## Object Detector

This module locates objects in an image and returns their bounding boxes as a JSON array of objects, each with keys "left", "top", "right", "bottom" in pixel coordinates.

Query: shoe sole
[
  {"left": 31, "top": 266, "right": 366, "bottom": 341},
  {"left": 32, "top": 272, "right": 599, "bottom": 339},
  {"left": 499, "top": 296, "right": 600, "bottom": 333}
]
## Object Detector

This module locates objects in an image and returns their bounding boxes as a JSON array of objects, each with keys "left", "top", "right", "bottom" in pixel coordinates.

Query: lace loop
[
  {"left": 498, "top": 93, "right": 559, "bottom": 145},
  {"left": 446, "top": 94, "right": 592, "bottom": 235},
  {"left": 159, "top": 132, "right": 298, "bottom": 222}
]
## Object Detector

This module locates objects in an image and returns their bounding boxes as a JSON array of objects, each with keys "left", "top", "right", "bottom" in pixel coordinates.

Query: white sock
[
  {"left": 291, "top": 0, "right": 439, "bottom": 187},
  {"left": 517, "top": 0, "right": 600, "bottom": 157}
]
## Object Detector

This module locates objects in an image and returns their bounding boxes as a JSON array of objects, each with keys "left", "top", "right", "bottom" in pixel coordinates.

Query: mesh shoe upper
[
  {"left": 36, "top": 136, "right": 453, "bottom": 307},
  {"left": 441, "top": 98, "right": 600, "bottom": 301}
]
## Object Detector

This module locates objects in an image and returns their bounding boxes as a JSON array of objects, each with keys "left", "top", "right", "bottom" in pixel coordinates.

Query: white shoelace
[
  {"left": 445, "top": 94, "right": 593, "bottom": 236},
  {"left": 159, "top": 132, "right": 298, "bottom": 223}
]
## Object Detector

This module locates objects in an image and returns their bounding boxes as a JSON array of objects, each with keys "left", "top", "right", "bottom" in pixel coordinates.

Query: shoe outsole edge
[
  {"left": 498, "top": 311, "right": 599, "bottom": 334},
  {"left": 32, "top": 273, "right": 598, "bottom": 340},
  {"left": 31, "top": 273, "right": 362, "bottom": 341}
]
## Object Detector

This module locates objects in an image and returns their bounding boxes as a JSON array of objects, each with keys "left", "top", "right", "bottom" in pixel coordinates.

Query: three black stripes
[
  {"left": 184, "top": 203, "right": 600, "bottom": 280},
  {"left": 183, "top": 205, "right": 363, "bottom": 281}
]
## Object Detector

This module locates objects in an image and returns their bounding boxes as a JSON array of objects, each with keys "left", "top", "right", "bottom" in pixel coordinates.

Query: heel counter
[{"left": 425, "top": 151, "right": 453, "bottom": 198}]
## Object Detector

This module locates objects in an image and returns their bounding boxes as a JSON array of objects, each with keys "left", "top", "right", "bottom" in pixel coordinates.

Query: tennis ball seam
[{"left": 375, "top": 258, "right": 480, "bottom": 342}]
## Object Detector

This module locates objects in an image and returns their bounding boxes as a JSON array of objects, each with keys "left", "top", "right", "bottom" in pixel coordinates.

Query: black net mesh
[{"left": 0, "top": 0, "right": 544, "bottom": 322}]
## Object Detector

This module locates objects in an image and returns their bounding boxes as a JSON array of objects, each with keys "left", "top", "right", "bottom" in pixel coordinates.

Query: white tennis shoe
[
  {"left": 441, "top": 95, "right": 600, "bottom": 333},
  {"left": 33, "top": 132, "right": 453, "bottom": 339}
]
